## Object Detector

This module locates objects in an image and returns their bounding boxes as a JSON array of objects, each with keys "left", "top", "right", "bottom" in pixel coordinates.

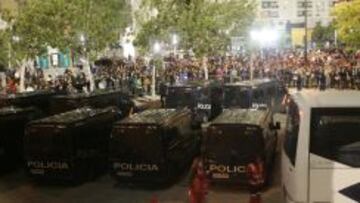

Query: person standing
[{"left": 246, "top": 157, "right": 264, "bottom": 203}]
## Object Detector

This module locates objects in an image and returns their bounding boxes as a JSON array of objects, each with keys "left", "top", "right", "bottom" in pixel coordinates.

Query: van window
[
  {"left": 310, "top": 108, "right": 360, "bottom": 167},
  {"left": 284, "top": 100, "right": 300, "bottom": 166}
]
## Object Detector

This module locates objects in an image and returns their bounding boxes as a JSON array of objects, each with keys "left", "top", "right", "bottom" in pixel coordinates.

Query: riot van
[
  {"left": 0, "top": 106, "right": 43, "bottom": 172},
  {"left": 50, "top": 90, "right": 132, "bottom": 116},
  {"left": 164, "top": 84, "right": 202, "bottom": 109},
  {"left": 203, "top": 109, "right": 279, "bottom": 185},
  {"left": 282, "top": 90, "right": 360, "bottom": 203},
  {"left": 131, "top": 96, "right": 161, "bottom": 113},
  {"left": 223, "top": 79, "right": 283, "bottom": 110},
  {"left": 192, "top": 82, "right": 223, "bottom": 127},
  {"left": 0, "top": 91, "right": 57, "bottom": 114},
  {"left": 109, "top": 108, "right": 198, "bottom": 183},
  {"left": 223, "top": 82, "right": 252, "bottom": 108},
  {"left": 165, "top": 82, "right": 223, "bottom": 128},
  {"left": 24, "top": 107, "right": 119, "bottom": 183}
]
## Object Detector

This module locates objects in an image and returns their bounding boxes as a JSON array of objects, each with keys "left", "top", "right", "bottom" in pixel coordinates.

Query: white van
[{"left": 282, "top": 90, "right": 360, "bottom": 203}]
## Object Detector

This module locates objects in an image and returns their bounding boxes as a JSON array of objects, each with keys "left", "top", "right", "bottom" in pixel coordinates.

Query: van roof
[
  {"left": 290, "top": 89, "right": 360, "bottom": 108},
  {"left": 118, "top": 108, "right": 190, "bottom": 125},
  {"left": 225, "top": 78, "right": 275, "bottom": 87},
  {"left": 31, "top": 107, "right": 114, "bottom": 124},
  {"left": 211, "top": 109, "right": 268, "bottom": 126},
  {"left": 0, "top": 106, "right": 35, "bottom": 116}
]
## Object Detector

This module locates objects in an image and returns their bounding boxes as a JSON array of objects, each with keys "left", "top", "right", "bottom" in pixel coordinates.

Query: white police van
[{"left": 282, "top": 90, "right": 360, "bottom": 203}]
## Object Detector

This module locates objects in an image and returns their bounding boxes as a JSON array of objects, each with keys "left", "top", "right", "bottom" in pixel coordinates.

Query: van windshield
[
  {"left": 311, "top": 108, "right": 360, "bottom": 167},
  {"left": 166, "top": 87, "right": 196, "bottom": 108},
  {"left": 223, "top": 86, "right": 251, "bottom": 108}
]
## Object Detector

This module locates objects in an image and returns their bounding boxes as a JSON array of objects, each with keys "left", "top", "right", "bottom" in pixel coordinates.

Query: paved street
[{"left": 0, "top": 163, "right": 282, "bottom": 203}]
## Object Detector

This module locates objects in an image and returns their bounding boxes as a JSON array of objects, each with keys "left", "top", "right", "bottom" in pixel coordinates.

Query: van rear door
[
  {"left": 110, "top": 124, "right": 165, "bottom": 181},
  {"left": 204, "top": 124, "right": 263, "bottom": 184}
]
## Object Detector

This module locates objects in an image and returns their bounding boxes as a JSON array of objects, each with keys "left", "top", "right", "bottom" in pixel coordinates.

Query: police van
[
  {"left": 0, "top": 106, "right": 43, "bottom": 172},
  {"left": 164, "top": 84, "right": 201, "bottom": 109},
  {"left": 164, "top": 82, "right": 223, "bottom": 128},
  {"left": 223, "top": 79, "right": 283, "bottom": 110},
  {"left": 109, "top": 109, "right": 198, "bottom": 183},
  {"left": 203, "top": 108, "right": 280, "bottom": 185},
  {"left": 282, "top": 90, "right": 360, "bottom": 203},
  {"left": 192, "top": 82, "right": 223, "bottom": 127},
  {"left": 50, "top": 90, "right": 131, "bottom": 115},
  {"left": 0, "top": 90, "right": 56, "bottom": 112},
  {"left": 24, "top": 107, "right": 119, "bottom": 183}
]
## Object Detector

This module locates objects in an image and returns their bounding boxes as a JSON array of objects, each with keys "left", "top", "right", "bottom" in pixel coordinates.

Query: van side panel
[{"left": 282, "top": 104, "right": 309, "bottom": 202}]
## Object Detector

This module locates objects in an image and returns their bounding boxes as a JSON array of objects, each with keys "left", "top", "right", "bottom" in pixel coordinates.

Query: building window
[
  {"left": 262, "top": 1, "right": 279, "bottom": 9},
  {"left": 297, "top": 10, "right": 312, "bottom": 17},
  {"left": 297, "top": 1, "right": 312, "bottom": 8},
  {"left": 261, "top": 10, "right": 280, "bottom": 18},
  {"left": 269, "top": 11, "right": 279, "bottom": 17}
]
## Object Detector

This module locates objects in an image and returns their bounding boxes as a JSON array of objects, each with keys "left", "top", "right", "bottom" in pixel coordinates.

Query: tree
[
  {"left": 0, "top": 9, "right": 24, "bottom": 68},
  {"left": 0, "top": 31, "right": 9, "bottom": 68},
  {"left": 1, "top": 0, "right": 131, "bottom": 60},
  {"left": 135, "top": 0, "right": 255, "bottom": 57},
  {"left": 332, "top": 0, "right": 360, "bottom": 49},
  {"left": 311, "top": 22, "right": 335, "bottom": 47}
]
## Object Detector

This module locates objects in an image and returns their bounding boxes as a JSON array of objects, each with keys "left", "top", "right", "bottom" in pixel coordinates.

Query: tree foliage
[
  {"left": 0, "top": 31, "right": 9, "bottom": 68},
  {"left": 0, "top": 0, "right": 131, "bottom": 59},
  {"left": 135, "top": 0, "right": 255, "bottom": 57},
  {"left": 311, "top": 22, "right": 335, "bottom": 47},
  {"left": 332, "top": 0, "right": 360, "bottom": 49}
]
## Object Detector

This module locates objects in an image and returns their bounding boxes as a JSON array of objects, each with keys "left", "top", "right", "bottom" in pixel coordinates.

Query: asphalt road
[{"left": 0, "top": 163, "right": 282, "bottom": 203}]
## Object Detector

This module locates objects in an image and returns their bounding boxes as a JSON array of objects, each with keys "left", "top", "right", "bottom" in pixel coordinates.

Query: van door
[
  {"left": 205, "top": 124, "right": 263, "bottom": 184},
  {"left": 309, "top": 108, "right": 360, "bottom": 203},
  {"left": 282, "top": 100, "right": 302, "bottom": 202}
]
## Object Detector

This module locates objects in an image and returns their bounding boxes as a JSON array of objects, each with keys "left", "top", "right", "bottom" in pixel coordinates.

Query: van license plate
[
  {"left": 212, "top": 173, "right": 229, "bottom": 179},
  {"left": 116, "top": 171, "right": 133, "bottom": 177}
]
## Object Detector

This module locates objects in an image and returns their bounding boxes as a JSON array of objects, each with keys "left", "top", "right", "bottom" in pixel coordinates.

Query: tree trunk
[
  {"left": 84, "top": 58, "right": 95, "bottom": 92},
  {"left": 0, "top": 72, "right": 6, "bottom": 93},
  {"left": 202, "top": 56, "right": 208, "bottom": 80},
  {"left": 151, "top": 64, "right": 156, "bottom": 97},
  {"left": 19, "top": 59, "right": 32, "bottom": 92}
]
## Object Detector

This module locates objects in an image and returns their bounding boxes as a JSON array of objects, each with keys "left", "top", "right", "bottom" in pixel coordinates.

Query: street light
[
  {"left": 249, "top": 28, "right": 280, "bottom": 81},
  {"left": 172, "top": 34, "right": 178, "bottom": 46},
  {"left": 153, "top": 41, "right": 161, "bottom": 54},
  {"left": 80, "top": 34, "right": 86, "bottom": 44},
  {"left": 250, "top": 29, "right": 279, "bottom": 47},
  {"left": 12, "top": 36, "right": 20, "bottom": 43}
]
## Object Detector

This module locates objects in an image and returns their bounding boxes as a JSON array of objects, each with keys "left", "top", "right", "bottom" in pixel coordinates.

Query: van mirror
[
  {"left": 269, "top": 122, "right": 281, "bottom": 130},
  {"left": 275, "top": 122, "right": 281, "bottom": 130}
]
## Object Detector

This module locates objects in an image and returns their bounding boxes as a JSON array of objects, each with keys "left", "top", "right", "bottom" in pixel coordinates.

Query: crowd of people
[{"left": 1, "top": 48, "right": 360, "bottom": 95}]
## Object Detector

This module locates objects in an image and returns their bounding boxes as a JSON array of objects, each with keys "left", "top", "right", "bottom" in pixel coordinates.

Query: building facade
[
  {"left": 253, "top": 0, "right": 337, "bottom": 47},
  {"left": 255, "top": 0, "right": 336, "bottom": 29}
]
